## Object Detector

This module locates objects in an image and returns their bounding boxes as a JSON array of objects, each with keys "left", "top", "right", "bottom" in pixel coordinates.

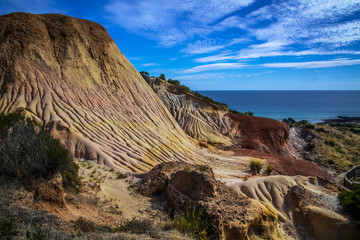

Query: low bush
[
  {"left": 0, "top": 219, "right": 19, "bottom": 239},
  {"left": 167, "top": 79, "right": 180, "bottom": 86},
  {"left": 339, "top": 185, "right": 360, "bottom": 223},
  {"left": 0, "top": 112, "right": 80, "bottom": 189},
  {"left": 250, "top": 160, "right": 263, "bottom": 174},
  {"left": 114, "top": 218, "right": 159, "bottom": 237},
  {"left": 167, "top": 84, "right": 191, "bottom": 95},
  {"left": 172, "top": 206, "right": 213, "bottom": 240}
]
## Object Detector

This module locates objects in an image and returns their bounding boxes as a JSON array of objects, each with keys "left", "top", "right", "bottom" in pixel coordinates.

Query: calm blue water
[{"left": 198, "top": 91, "right": 360, "bottom": 123}]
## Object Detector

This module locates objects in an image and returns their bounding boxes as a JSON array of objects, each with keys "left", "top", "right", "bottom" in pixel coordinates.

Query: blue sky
[{"left": 1, "top": 0, "right": 360, "bottom": 90}]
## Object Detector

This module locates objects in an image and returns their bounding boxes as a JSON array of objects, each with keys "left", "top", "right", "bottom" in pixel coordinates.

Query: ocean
[{"left": 198, "top": 91, "right": 360, "bottom": 123}]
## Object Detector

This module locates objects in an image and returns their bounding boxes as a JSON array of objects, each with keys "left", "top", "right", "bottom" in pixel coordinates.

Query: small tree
[
  {"left": 168, "top": 79, "right": 180, "bottom": 86},
  {"left": 139, "top": 71, "right": 149, "bottom": 76},
  {"left": 159, "top": 73, "right": 166, "bottom": 80},
  {"left": 245, "top": 111, "right": 254, "bottom": 116}
]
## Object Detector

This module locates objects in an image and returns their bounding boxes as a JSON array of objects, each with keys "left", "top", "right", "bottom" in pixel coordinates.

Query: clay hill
[
  {"left": 144, "top": 76, "right": 329, "bottom": 178},
  {"left": 0, "top": 12, "right": 202, "bottom": 172},
  {"left": 1, "top": 12, "right": 360, "bottom": 240}
]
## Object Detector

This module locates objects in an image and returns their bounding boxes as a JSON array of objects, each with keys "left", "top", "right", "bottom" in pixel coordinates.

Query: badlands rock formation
[
  {"left": 140, "top": 162, "right": 284, "bottom": 240},
  {"left": 0, "top": 12, "right": 202, "bottom": 172},
  {"left": 145, "top": 77, "right": 332, "bottom": 179},
  {"left": 230, "top": 176, "right": 360, "bottom": 240},
  {"left": 146, "top": 77, "right": 298, "bottom": 158}
]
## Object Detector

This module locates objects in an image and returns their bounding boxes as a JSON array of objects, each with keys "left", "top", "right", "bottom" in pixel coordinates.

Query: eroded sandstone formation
[
  {"left": 230, "top": 175, "right": 360, "bottom": 240},
  {"left": 146, "top": 77, "right": 298, "bottom": 158},
  {"left": 0, "top": 12, "right": 203, "bottom": 171},
  {"left": 140, "top": 162, "right": 285, "bottom": 240}
]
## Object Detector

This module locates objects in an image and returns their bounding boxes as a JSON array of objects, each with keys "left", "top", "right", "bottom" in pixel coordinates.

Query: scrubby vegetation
[
  {"left": 171, "top": 206, "right": 213, "bottom": 240},
  {"left": 139, "top": 70, "right": 257, "bottom": 115},
  {"left": 286, "top": 118, "right": 360, "bottom": 173},
  {"left": 0, "top": 112, "right": 80, "bottom": 189},
  {"left": 191, "top": 91, "right": 228, "bottom": 109},
  {"left": 230, "top": 109, "right": 254, "bottom": 116},
  {"left": 312, "top": 123, "right": 360, "bottom": 173},
  {"left": 266, "top": 164, "right": 273, "bottom": 175},
  {"left": 282, "top": 118, "right": 315, "bottom": 128},
  {"left": 339, "top": 185, "right": 360, "bottom": 224},
  {"left": 250, "top": 160, "right": 263, "bottom": 174},
  {"left": 114, "top": 218, "right": 159, "bottom": 238}
]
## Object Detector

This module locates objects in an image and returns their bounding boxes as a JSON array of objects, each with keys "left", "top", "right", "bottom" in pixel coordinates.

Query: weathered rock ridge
[
  {"left": 0, "top": 12, "right": 202, "bottom": 171},
  {"left": 146, "top": 77, "right": 300, "bottom": 158}
]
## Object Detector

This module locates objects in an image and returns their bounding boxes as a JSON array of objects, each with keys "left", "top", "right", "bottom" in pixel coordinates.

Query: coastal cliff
[
  {"left": 0, "top": 12, "right": 358, "bottom": 240},
  {"left": 145, "top": 76, "right": 298, "bottom": 158},
  {"left": 0, "top": 12, "right": 202, "bottom": 172}
]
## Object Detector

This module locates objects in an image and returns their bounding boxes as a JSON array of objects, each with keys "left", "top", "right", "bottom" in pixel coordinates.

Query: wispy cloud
[
  {"left": 183, "top": 63, "right": 248, "bottom": 73},
  {"left": 128, "top": 57, "right": 143, "bottom": 61},
  {"left": 261, "top": 59, "right": 360, "bottom": 69},
  {"left": 182, "top": 38, "right": 247, "bottom": 55},
  {"left": 195, "top": 45, "right": 360, "bottom": 63},
  {"left": 247, "top": 0, "right": 360, "bottom": 48},
  {"left": 104, "top": 0, "right": 254, "bottom": 46},
  {"left": 142, "top": 63, "right": 159, "bottom": 66}
]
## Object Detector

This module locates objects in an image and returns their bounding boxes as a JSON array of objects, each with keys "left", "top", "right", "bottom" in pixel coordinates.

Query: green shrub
[
  {"left": 172, "top": 207, "right": 212, "bottom": 240},
  {"left": 244, "top": 111, "right": 254, "bottom": 116},
  {"left": 326, "top": 140, "right": 336, "bottom": 147},
  {"left": 282, "top": 118, "right": 296, "bottom": 126},
  {"left": 159, "top": 74, "right": 166, "bottom": 80},
  {"left": 0, "top": 219, "right": 19, "bottom": 239},
  {"left": 26, "top": 230, "right": 46, "bottom": 240},
  {"left": 167, "top": 79, "right": 180, "bottom": 86},
  {"left": 339, "top": 185, "right": 360, "bottom": 222},
  {"left": 305, "top": 124, "right": 315, "bottom": 129},
  {"left": 250, "top": 160, "right": 263, "bottom": 174},
  {"left": 0, "top": 113, "right": 80, "bottom": 189},
  {"left": 114, "top": 218, "right": 158, "bottom": 237},
  {"left": 72, "top": 217, "right": 100, "bottom": 233}
]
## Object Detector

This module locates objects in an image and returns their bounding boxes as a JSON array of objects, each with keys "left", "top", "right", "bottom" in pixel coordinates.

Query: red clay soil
[
  {"left": 227, "top": 114, "right": 290, "bottom": 156},
  {"left": 231, "top": 147, "right": 333, "bottom": 181}
]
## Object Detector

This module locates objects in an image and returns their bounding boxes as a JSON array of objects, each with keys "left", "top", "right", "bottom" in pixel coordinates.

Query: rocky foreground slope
[{"left": 0, "top": 12, "right": 202, "bottom": 172}]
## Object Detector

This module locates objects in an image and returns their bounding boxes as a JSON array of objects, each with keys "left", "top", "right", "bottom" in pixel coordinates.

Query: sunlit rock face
[{"left": 0, "top": 12, "right": 202, "bottom": 172}]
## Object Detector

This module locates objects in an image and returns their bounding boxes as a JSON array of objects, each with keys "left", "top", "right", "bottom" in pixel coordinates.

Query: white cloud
[
  {"left": 104, "top": 0, "right": 254, "bottom": 46},
  {"left": 261, "top": 59, "right": 360, "bottom": 69},
  {"left": 128, "top": 57, "right": 143, "bottom": 61},
  {"left": 247, "top": 0, "right": 360, "bottom": 47},
  {"left": 142, "top": 63, "right": 159, "bottom": 66},
  {"left": 182, "top": 38, "right": 247, "bottom": 55},
  {"left": 183, "top": 63, "right": 248, "bottom": 73},
  {"left": 195, "top": 43, "right": 360, "bottom": 63}
]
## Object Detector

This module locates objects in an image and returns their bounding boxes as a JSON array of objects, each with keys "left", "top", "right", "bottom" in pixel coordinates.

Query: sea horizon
[{"left": 198, "top": 90, "right": 360, "bottom": 123}]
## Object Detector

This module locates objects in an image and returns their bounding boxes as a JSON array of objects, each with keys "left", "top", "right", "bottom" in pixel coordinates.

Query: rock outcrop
[
  {"left": 230, "top": 175, "right": 360, "bottom": 240},
  {"left": 140, "top": 162, "right": 285, "bottom": 240},
  {"left": 0, "top": 12, "right": 202, "bottom": 171},
  {"left": 146, "top": 77, "right": 298, "bottom": 158}
]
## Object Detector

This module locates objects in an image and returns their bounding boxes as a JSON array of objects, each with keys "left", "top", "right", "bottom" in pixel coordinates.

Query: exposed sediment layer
[
  {"left": 0, "top": 12, "right": 202, "bottom": 172},
  {"left": 147, "top": 77, "right": 299, "bottom": 158}
]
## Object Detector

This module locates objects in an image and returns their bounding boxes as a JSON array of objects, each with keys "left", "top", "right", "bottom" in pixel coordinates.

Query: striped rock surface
[{"left": 0, "top": 12, "right": 202, "bottom": 172}]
